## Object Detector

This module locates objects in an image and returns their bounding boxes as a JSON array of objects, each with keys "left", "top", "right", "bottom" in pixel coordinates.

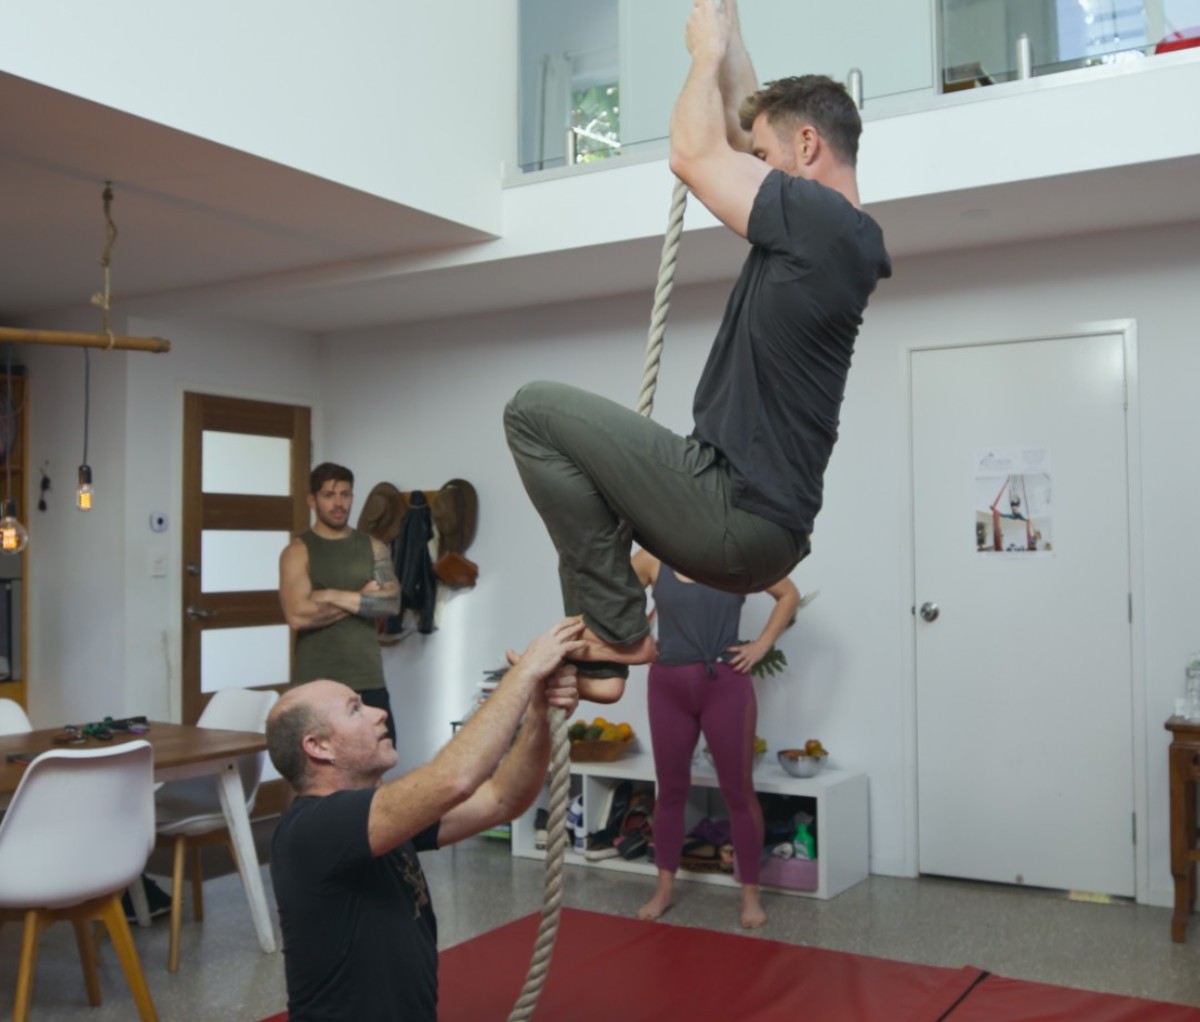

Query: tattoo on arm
[
  {"left": 358, "top": 539, "right": 401, "bottom": 618},
  {"left": 374, "top": 547, "right": 399, "bottom": 589},
  {"left": 360, "top": 590, "right": 401, "bottom": 618}
]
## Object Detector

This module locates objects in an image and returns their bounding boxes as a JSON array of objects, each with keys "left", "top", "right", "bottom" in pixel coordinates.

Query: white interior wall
[
  {"left": 12, "top": 204, "right": 1197, "bottom": 906},
  {"left": 19, "top": 308, "right": 129, "bottom": 729},
  {"left": 4, "top": 1, "right": 1196, "bottom": 906},
  {"left": 19, "top": 313, "right": 322, "bottom": 728},
  {"left": 318, "top": 216, "right": 1199, "bottom": 901},
  {"left": 320, "top": 281, "right": 914, "bottom": 873},
  {"left": 811, "top": 218, "right": 1198, "bottom": 896},
  {"left": 124, "top": 316, "right": 324, "bottom": 722},
  {"left": 0, "top": 0, "right": 514, "bottom": 234}
]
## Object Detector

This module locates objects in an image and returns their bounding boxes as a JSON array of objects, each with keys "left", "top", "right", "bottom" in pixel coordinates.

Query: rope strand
[
  {"left": 90, "top": 182, "right": 118, "bottom": 349},
  {"left": 508, "top": 176, "right": 689, "bottom": 1021}
]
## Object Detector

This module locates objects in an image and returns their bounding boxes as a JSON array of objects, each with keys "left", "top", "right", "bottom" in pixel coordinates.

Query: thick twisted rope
[
  {"left": 636, "top": 178, "right": 690, "bottom": 419},
  {"left": 507, "top": 176, "right": 689, "bottom": 1021},
  {"left": 506, "top": 705, "right": 570, "bottom": 1021},
  {"left": 88, "top": 182, "right": 118, "bottom": 350}
]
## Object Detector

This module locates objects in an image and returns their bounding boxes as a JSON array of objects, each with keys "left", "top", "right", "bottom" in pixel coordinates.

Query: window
[{"left": 570, "top": 83, "right": 620, "bottom": 164}]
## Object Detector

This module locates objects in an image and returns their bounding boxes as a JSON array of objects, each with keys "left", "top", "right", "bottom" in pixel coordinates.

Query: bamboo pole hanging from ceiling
[
  {"left": 0, "top": 326, "right": 170, "bottom": 354},
  {"left": 0, "top": 183, "right": 173, "bottom": 356}
]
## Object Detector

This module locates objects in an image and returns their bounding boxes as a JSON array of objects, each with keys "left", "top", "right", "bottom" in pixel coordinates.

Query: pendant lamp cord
[{"left": 89, "top": 182, "right": 118, "bottom": 352}]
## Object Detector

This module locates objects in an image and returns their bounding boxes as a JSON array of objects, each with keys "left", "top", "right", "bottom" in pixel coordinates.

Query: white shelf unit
[{"left": 511, "top": 751, "right": 869, "bottom": 900}]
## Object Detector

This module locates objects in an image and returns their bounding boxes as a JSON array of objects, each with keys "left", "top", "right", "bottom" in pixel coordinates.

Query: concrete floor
[{"left": 2, "top": 830, "right": 1199, "bottom": 1020}]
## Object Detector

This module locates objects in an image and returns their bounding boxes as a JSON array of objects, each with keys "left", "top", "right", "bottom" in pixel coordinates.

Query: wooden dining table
[{"left": 0, "top": 721, "right": 278, "bottom": 954}]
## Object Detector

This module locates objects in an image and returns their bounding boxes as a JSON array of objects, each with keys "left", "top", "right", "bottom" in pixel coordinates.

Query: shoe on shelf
[
  {"left": 565, "top": 794, "right": 586, "bottom": 853},
  {"left": 602, "top": 781, "right": 633, "bottom": 834},
  {"left": 122, "top": 874, "right": 172, "bottom": 922},
  {"left": 584, "top": 827, "right": 620, "bottom": 861},
  {"left": 534, "top": 808, "right": 549, "bottom": 850},
  {"left": 614, "top": 828, "right": 650, "bottom": 861}
]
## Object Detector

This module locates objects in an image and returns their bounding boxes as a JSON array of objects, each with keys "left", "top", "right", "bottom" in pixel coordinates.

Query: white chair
[
  {"left": 0, "top": 741, "right": 157, "bottom": 1022},
  {"left": 0, "top": 696, "right": 32, "bottom": 734},
  {"left": 152, "top": 686, "right": 279, "bottom": 972}
]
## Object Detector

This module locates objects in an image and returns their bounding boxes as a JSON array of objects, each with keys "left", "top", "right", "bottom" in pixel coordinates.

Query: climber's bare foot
[
  {"left": 575, "top": 623, "right": 657, "bottom": 665},
  {"left": 577, "top": 675, "right": 627, "bottom": 704}
]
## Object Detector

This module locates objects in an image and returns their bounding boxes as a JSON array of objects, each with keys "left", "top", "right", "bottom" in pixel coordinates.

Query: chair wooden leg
[
  {"left": 72, "top": 918, "right": 102, "bottom": 1005},
  {"left": 191, "top": 841, "right": 205, "bottom": 922},
  {"left": 127, "top": 875, "right": 152, "bottom": 927},
  {"left": 169, "top": 835, "right": 186, "bottom": 973},
  {"left": 99, "top": 894, "right": 158, "bottom": 1022},
  {"left": 13, "top": 909, "right": 48, "bottom": 1022}
]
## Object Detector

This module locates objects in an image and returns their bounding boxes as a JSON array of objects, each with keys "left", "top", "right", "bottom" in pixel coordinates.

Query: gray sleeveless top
[{"left": 653, "top": 566, "right": 744, "bottom": 668}]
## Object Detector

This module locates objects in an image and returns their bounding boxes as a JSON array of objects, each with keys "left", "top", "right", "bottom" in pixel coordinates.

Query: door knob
[
  {"left": 919, "top": 602, "right": 939, "bottom": 622},
  {"left": 186, "top": 606, "right": 217, "bottom": 620}
]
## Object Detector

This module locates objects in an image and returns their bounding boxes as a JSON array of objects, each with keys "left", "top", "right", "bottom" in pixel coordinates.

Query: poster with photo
[{"left": 973, "top": 449, "right": 1053, "bottom": 557}]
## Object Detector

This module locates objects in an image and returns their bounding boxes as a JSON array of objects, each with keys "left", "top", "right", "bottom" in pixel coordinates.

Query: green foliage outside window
[{"left": 571, "top": 83, "right": 620, "bottom": 163}]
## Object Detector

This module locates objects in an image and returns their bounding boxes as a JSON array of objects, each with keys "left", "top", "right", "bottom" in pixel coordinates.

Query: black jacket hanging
[{"left": 387, "top": 490, "right": 437, "bottom": 635}]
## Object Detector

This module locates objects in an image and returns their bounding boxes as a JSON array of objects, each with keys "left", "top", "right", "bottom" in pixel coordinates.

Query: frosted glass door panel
[
  {"left": 202, "top": 431, "right": 290, "bottom": 496},
  {"left": 201, "top": 530, "right": 290, "bottom": 593},
  {"left": 202, "top": 625, "right": 290, "bottom": 693}
]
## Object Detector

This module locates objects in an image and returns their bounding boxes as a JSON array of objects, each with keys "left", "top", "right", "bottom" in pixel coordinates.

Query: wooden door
[{"left": 181, "top": 393, "right": 310, "bottom": 725}]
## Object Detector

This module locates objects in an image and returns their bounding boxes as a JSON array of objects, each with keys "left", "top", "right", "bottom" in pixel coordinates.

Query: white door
[{"left": 912, "top": 329, "right": 1135, "bottom": 896}]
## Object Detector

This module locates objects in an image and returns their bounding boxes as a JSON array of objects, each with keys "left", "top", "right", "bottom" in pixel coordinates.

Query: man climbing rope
[{"left": 505, "top": 0, "right": 892, "bottom": 703}]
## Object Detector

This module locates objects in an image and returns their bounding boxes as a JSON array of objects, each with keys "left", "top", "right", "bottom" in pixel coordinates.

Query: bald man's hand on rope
[
  {"left": 504, "top": 617, "right": 587, "bottom": 681},
  {"left": 539, "top": 664, "right": 580, "bottom": 718}
]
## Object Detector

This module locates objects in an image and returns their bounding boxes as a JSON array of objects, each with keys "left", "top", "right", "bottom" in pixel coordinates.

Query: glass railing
[
  {"left": 517, "top": 0, "right": 1200, "bottom": 175},
  {"left": 942, "top": 0, "right": 1200, "bottom": 90}
]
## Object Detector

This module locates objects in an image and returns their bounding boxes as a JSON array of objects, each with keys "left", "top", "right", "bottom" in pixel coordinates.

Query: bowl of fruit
[
  {"left": 703, "top": 736, "right": 767, "bottom": 771},
  {"left": 778, "top": 739, "right": 829, "bottom": 778},
  {"left": 568, "top": 717, "right": 635, "bottom": 762}
]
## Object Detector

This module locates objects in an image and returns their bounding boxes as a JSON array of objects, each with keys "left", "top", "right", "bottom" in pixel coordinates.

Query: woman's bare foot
[
  {"left": 740, "top": 885, "right": 766, "bottom": 930},
  {"left": 637, "top": 890, "right": 673, "bottom": 921},
  {"left": 637, "top": 872, "right": 675, "bottom": 921}
]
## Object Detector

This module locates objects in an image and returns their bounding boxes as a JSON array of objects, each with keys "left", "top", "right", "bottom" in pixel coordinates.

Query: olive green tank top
[{"left": 291, "top": 529, "right": 384, "bottom": 692}]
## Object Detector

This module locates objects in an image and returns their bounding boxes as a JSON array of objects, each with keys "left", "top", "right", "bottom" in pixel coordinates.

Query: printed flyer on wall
[{"left": 973, "top": 448, "right": 1053, "bottom": 558}]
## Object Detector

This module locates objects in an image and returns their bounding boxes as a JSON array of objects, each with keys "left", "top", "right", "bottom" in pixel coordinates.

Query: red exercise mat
[
  {"left": 439, "top": 908, "right": 981, "bottom": 1022},
  {"left": 261, "top": 907, "right": 1200, "bottom": 1021}
]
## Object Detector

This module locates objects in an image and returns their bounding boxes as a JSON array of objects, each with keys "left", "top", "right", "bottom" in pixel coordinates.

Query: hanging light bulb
[
  {"left": 76, "top": 464, "right": 94, "bottom": 511},
  {"left": 0, "top": 345, "right": 25, "bottom": 554},
  {"left": 0, "top": 499, "right": 27, "bottom": 555},
  {"left": 77, "top": 347, "right": 93, "bottom": 512}
]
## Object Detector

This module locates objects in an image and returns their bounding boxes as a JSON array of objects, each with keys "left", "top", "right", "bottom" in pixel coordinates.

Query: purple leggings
[{"left": 648, "top": 661, "right": 764, "bottom": 883}]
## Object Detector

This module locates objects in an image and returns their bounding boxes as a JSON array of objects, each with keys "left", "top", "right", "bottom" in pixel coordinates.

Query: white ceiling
[{"left": 3, "top": 71, "right": 1199, "bottom": 336}]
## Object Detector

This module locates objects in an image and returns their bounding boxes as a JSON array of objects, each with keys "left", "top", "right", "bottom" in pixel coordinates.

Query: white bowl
[{"left": 778, "top": 751, "right": 826, "bottom": 778}]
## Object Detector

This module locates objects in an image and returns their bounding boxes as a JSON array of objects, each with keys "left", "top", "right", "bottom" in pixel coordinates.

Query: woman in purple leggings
[{"left": 632, "top": 549, "right": 801, "bottom": 929}]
